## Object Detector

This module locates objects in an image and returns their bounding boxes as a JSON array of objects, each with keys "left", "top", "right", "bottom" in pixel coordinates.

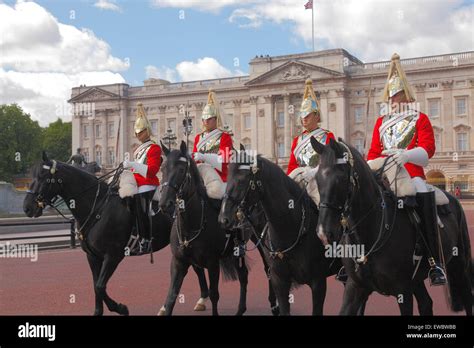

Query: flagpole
[{"left": 312, "top": 2, "right": 314, "bottom": 52}]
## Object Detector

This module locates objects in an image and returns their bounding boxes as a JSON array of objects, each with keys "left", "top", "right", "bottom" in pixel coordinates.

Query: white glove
[
  {"left": 193, "top": 152, "right": 204, "bottom": 162},
  {"left": 302, "top": 166, "right": 318, "bottom": 182},
  {"left": 382, "top": 147, "right": 429, "bottom": 167},
  {"left": 194, "top": 153, "right": 222, "bottom": 171},
  {"left": 123, "top": 161, "right": 148, "bottom": 177}
]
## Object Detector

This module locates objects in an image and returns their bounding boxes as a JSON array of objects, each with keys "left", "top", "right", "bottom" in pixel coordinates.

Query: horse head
[
  {"left": 310, "top": 137, "right": 356, "bottom": 245},
  {"left": 219, "top": 148, "right": 260, "bottom": 230},
  {"left": 24, "top": 151, "right": 64, "bottom": 218},
  {"left": 159, "top": 141, "right": 196, "bottom": 214}
]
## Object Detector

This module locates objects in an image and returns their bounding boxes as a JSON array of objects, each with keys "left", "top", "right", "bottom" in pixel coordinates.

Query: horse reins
[{"left": 161, "top": 156, "right": 206, "bottom": 249}]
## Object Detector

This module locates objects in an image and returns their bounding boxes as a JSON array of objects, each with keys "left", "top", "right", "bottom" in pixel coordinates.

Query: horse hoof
[
  {"left": 193, "top": 297, "right": 208, "bottom": 311},
  {"left": 235, "top": 308, "right": 246, "bottom": 316},
  {"left": 271, "top": 306, "right": 280, "bottom": 316},
  {"left": 117, "top": 304, "right": 129, "bottom": 316},
  {"left": 157, "top": 306, "right": 166, "bottom": 316},
  {"left": 193, "top": 303, "right": 206, "bottom": 311}
]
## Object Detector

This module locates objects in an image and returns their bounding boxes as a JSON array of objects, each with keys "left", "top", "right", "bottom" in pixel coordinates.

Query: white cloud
[
  {"left": 94, "top": 0, "right": 122, "bottom": 12},
  {"left": 0, "top": 69, "right": 125, "bottom": 126},
  {"left": 151, "top": 0, "right": 474, "bottom": 61},
  {"left": 146, "top": 57, "right": 244, "bottom": 82},
  {"left": 229, "top": 8, "right": 262, "bottom": 28},
  {"left": 0, "top": 1, "right": 129, "bottom": 73},
  {"left": 150, "top": 0, "right": 256, "bottom": 13},
  {"left": 145, "top": 65, "right": 177, "bottom": 82},
  {"left": 0, "top": 1, "right": 128, "bottom": 126}
]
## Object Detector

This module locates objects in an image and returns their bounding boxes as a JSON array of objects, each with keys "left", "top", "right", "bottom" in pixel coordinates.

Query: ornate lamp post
[{"left": 162, "top": 127, "right": 177, "bottom": 149}]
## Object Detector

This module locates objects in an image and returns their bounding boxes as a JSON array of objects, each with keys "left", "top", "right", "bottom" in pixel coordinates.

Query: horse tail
[
  {"left": 445, "top": 197, "right": 472, "bottom": 312},
  {"left": 219, "top": 256, "right": 239, "bottom": 281}
]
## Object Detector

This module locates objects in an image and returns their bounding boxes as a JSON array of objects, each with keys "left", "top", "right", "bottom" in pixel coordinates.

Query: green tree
[
  {"left": 0, "top": 104, "right": 43, "bottom": 183},
  {"left": 42, "top": 118, "right": 72, "bottom": 162}
]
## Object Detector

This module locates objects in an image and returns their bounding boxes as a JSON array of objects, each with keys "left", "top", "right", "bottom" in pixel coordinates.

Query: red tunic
[
  {"left": 133, "top": 143, "right": 161, "bottom": 187},
  {"left": 192, "top": 131, "right": 233, "bottom": 182},
  {"left": 367, "top": 112, "right": 435, "bottom": 179},
  {"left": 287, "top": 129, "right": 335, "bottom": 175}
]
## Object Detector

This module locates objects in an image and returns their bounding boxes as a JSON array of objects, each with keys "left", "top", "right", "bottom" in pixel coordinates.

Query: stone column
[
  {"left": 249, "top": 96, "right": 258, "bottom": 152},
  {"left": 283, "top": 93, "right": 291, "bottom": 156},
  {"left": 101, "top": 110, "right": 108, "bottom": 168},
  {"left": 119, "top": 99, "right": 128, "bottom": 161},
  {"left": 263, "top": 95, "right": 275, "bottom": 160}
]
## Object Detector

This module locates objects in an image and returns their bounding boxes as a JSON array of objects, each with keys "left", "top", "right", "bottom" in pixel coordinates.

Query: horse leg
[
  {"left": 413, "top": 280, "right": 433, "bottom": 315},
  {"left": 339, "top": 279, "right": 371, "bottom": 315},
  {"left": 94, "top": 255, "right": 124, "bottom": 316},
  {"left": 234, "top": 257, "right": 248, "bottom": 316},
  {"left": 397, "top": 288, "right": 414, "bottom": 316},
  {"left": 446, "top": 257, "right": 473, "bottom": 316},
  {"left": 271, "top": 274, "right": 291, "bottom": 316},
  {"left": 192, "top": 265, "right": 209, "bottom": 312},
  {"left": 310, "top": 277, "right": 327, "bottom": 315},
  {"left": 162, "top": 256, "right": 189, "bottom": 316},
  {"left": 356, "top": 296, "right": 368, "bottom": 316},
  {"left": 208, "top": 262, "right": 221, "bottom": 316},
  {"left": 86, "top": 253, "right": 104, "bottom": 316},
  {"left": 256, "top": 243, "right": 279, "bottom": 315}
]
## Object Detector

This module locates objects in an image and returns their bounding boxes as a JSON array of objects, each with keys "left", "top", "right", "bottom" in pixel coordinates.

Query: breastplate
[{"left": 380, "top": 111, "right": 418, "bottom": 151}]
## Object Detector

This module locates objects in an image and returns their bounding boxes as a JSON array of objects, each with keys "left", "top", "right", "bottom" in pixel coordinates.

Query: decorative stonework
[{"left": 280, "top": 65, "right": 310, "bottom": 81}]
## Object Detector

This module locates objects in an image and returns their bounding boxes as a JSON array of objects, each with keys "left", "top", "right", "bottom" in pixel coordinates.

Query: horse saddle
[
  {"left": 289, "top": 167, "right": 320, "bottom": 206},
  {"left": 116, "top": 170, "right": 160, "bottom": 201},
  {"left": 196, "top": 163, "right": 227, "bottom": 200},
  {"left": 367, "top": 157, "right": 449, "bottom": 206}
]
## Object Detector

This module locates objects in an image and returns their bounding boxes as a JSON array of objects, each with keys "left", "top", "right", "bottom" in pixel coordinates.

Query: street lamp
[
  {"left": 182, "top": 109, "right": 193, "bottom": 149},
  {"left": 162, "top": 127, "right": 177, "bottom": 149}
]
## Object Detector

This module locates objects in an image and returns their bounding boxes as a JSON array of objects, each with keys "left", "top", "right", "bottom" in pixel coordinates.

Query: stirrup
[
  {"left": 428, "top": 265, "right": 447, "bottom": 286},
  {"left": 335, "top": 266, "right": 348, "bottom": 283}
]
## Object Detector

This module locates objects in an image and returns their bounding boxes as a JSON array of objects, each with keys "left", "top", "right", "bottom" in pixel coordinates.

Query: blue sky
[
  {"left": 1, "top": 0, "right": 472, "bottom": 125},
  {"left": 15, "top": 0, "right": 310, "bottom": 85}
]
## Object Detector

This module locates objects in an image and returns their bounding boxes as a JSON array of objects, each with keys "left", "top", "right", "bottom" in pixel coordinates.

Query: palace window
[
  {"left": 95, "top": 124, "right": 101, "bottom": 138},
  {"left": 428, "top": 99, "right": 440, "bottom": 118},
  {"left": 455, "top": 97, "right": 467, "bottom": 116},
  {"left": 107, "top": 147, "right": 115, "bottom": 166},
  {"left": 277, "top": 142, "right": 285, "bottom": 158},
  {"left": 456, "top": 132, "right": 468, "bottom": 151},
  {"left": 354, "top": 138, "right": 364, "bottom": 155},
  {"left": 277, "top": 111, "right": 285, "bottom": 127},
  {"left": 83, "top": 124, "right": 89, "bottom": 139},
  {"left": 243, "top": 113, "right": 251, "bottom": 130},
  {"left": 354, "top": 106, "right": 364, "bottom": 124},
  {"left": 95, "top": 146, "right": 102, "bottom": 166},
  {"left": 107, "top": 122, "right": 114, "bottom": 138}
]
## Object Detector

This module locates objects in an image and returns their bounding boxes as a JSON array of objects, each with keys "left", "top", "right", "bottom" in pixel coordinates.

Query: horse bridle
[
  {"left": 27, "top": 160, "right": 64, "bottom": 209},
  {"left": 161, "top": 155, "right": 206, "bottom": 248},
  {"left": 223, "top": 163, "right": 263, "bottom": 223},
  {"left": 318, "top": 142, "right": 396, "bottom": 265},
  {"left": 318, "top": 142, "right": 359, "bottom": 232}
]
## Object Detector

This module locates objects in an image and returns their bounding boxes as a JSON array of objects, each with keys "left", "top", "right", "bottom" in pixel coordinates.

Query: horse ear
[
  {"left": 240, "top": 143, "right": 245, "bottom": 152},
  {"left": 329, "top": 137, "right": 344, "bottom": 158},
  {"left": 310, "top": 136, "right": 325, "bottom": 154},
  {"left": 180, "top": 140, "right": 187, "bottom": 155},
  {"left": 42, "top": 151, "right": 49, "bottom": 162},
  {"left": 160, "top": 141, "right": 170, "bottom": 157}
]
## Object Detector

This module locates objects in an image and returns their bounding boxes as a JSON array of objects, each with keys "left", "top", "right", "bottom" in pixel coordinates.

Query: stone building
[{"left": 69, "top": 48, "right": 474, "bottom": 194}]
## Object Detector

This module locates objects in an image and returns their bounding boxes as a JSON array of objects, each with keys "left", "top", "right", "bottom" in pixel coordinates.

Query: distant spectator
[{"left": 455, "top": 186, "right": 461, "bottom": 199}]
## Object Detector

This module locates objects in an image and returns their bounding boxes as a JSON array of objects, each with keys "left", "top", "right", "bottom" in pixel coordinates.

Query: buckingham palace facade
[{"left": 69, "top": 48, "right": 474, "bottom": 194}]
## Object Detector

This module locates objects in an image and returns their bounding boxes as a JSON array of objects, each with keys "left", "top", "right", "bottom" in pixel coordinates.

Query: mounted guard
[
  {"left": 123, "top": 102, "right": 162, "bottom": 255},
  {"left": 367, "top": 53, "right": 446, "bottom": 286},
  {"left": 192, "top": 89, "right": 233, "bottom": 199}
]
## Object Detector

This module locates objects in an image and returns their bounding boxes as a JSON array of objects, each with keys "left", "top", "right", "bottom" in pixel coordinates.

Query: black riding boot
[
  {"left": 416, "top": 191, "right": 447, "bottom": 286},
  {"left": 131, "top": 191, "right": 154, "bottom": 255}
]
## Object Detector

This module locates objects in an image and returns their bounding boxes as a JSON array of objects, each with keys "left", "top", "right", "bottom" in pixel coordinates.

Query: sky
[{"left": 0, "top": 0, "right": 473, "bottom": 126}]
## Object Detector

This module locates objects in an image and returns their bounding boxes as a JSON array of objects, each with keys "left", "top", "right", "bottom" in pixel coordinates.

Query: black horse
[
  {"left": 159, "top": 141, "right": 266, "bottom": 315},
  {"left": 72, "top": 161, "right": 101, "bottom": 174},
  {"left": 219, "top": 154, "right": 336, "bottom": 315},
  {"left": 23, "top": 152, "right": 209, "bottom": 315},
  {"left": 310, "top": 137, "right": 472, "bottom": 315}
]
